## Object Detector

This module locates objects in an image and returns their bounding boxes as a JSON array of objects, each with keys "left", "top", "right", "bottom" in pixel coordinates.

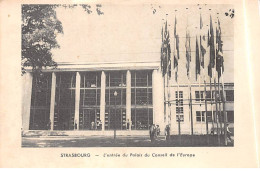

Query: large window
[
  {"left": 176, "top": 91, "right": 184, "bottom": 122},
  {"left": 105, "top": 71, "right": 126, "bottom": 130},
  {"left": 30, "top": 73, "right": 52, "bottom": 130},
  {"left": 131, "top": 71, "right": 153, "bottom": 130},
  {"left": 79, "top": 72, "right": 101, "bottom": 130},
  {"left": 54, "top": 72, "right": 76, "bottom": 130}
]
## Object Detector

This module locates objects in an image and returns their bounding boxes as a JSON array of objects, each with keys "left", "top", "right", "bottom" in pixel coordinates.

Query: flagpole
[
  {"left": 174, "top": 13, "right": 181, "bottom": 137},
  {"left": 199, "top": 66, "right": 202, "bottom": 134},
  {"left": 210, "top": 77, "right": 214, "bottom": 134},
  {"left": 203, "top": 68, "right": 209, "bottom": 143},
  {"left": 190, "top": 40, "right": 194, "bottom": 136},
  {"left": 201, "top": 35, "right": 209, "bottom": 142},
  {"left": 166, "top": 14, "right": 171, "bottom": 127},
  {"left": 217, "top": 17, "right": 228, "bottom": 145},
  {"left": 199, "top": 10, "right": 209, "bottom": 143},
  {"left": 213, "top": 24, "right": 220, "bottom": 145},
  {"left": 190, "top": 34, "right": 194, "bottom": 136},
  {"left": 177, "top": 71, "right": 181, "bottom": 136},
  {"left": 218, "top": 75, "right": 223, "bottom": 135},
  {"left": 221, "top": 67, "right": 227, "bottom": 146},
  {"left": 216, "top": 24, "right": 223, "bottom": 136}
]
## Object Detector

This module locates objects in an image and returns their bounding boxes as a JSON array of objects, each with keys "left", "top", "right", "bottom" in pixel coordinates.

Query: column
[
  {"left": 22, "top": 72, "right": 33, "bottom": 130},
  {"left": 74, "top": 72, "right": 81, "bottom": 130},
  {"left": 100, "top": 71, "right": 106, "bottom": 131},
  {"left": 126, "top": 70, "right": 131, "bottom": 130},
  {"left": 152, "top": 69, "right": 164, "bottom": 129},
  {"left": 49, "top": 72, "right": 56, "bottom": 130}
]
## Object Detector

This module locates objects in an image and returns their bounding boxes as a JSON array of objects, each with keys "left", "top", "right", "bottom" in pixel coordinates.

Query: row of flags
[{"left": 160, "top": 14, "right": 224, "bottom": 82}]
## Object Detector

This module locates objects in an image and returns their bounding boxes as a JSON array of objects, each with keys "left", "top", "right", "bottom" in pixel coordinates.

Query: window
[
  {"left": 131, "top": 108, "right": 153, "bottom": 130},
  {"left": 30, "top": 73, "right": 52, "bottom": 130},
  {"left": 196, "top": 111, "right": 214, "bottom": 122},
  {"left": 196, "top": 111, "right": 205, "bottom": 122},
  {"left": 54, "top": 72, "right": 76, "bottom": 130},
  {"left": 131, "top": 71, "right": 153, "bottom": 130},
  {"left": 105, "top": 71, "right": 127, "bottom": 130},
  {"left": 206, "top": 111, "right": 213, "bottom": 122},
  {"left": 107, "top": 71, "right": 126, "bottom": 87},
  {"left": 79, "top": 109, "right": 101, "bottom": 130},
  {"left": 195, "top": 91, "right": 204, "bottom": 102},
  {"left": 227, "top": 111, "right": 234, "bottom": 123},
  {"left": 206, "top": 91, "right": 212, "bottom": 101},
  {"left": 79, "top": 72, "right": 101, "bottom": 130},
  {"left": 226, "top": 90, "right": 234, "bottom": 102},
  {"left": 105, "top": 108, "right": 126, "bottom": 130},
  {"left": 175, "top": 91, "right": 184, "bottom": 122}
]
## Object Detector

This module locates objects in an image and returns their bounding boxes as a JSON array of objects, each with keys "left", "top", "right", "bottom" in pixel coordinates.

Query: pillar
[
  {"left": 22, "top": 72, "right": 33, "bottom": 130},
  {"left": 152, "top": 69, "right": 164, "bottom": 129},
  {"left": 126, "top": 70, "right": 131, "bottom": 130},
  {"left": 100, "top": 71, "right": 106, "bottom": 131},
  {"left": 49, "top": 72, "right": 56, "bottom": 130},
  {"left": 74, "top": 72, "right": 81, "bottom": 130}
]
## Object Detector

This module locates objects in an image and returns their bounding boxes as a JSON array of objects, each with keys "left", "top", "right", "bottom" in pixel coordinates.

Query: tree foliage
[
  {"left": 22, "top": 5, "right": 63, "bottom": 75},
  {"left": 22, "top": 4, "right": 104, "bottom": 75}
]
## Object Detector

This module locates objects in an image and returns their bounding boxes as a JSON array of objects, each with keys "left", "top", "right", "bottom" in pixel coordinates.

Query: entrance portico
[{"left": 22, "top": 61, "right": 164, "bottom": 133}]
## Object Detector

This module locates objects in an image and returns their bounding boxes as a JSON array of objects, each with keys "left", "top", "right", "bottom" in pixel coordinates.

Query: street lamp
[{"left": 114, "top": 91, "right": 118, "bottom": 140}]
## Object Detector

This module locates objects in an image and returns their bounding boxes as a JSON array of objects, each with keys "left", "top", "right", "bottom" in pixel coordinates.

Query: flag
[
  {"left": 196, "top": 36, "right": 200, "bottom": 80},
  {"left": 200, "top": 14, "right": 206, "bottom": 68},
  {"left": 216, "top": 19, "right": 224, "bottom": 78},
  {"left": 173, "top": 16, "right": 179, "bottom": 82},
  {"left": 207, "top": 30, "right": 210, "bottom": 47},
  {"left": 208, "top": 15, "right": 215, "bottom": 78},
  {"left": 160, "top": 21, "right": 171, "bottom": 77},
  {"left": 160, "top": 26, "right": 166, "bottom": 76},
  {"left": 185, "top": 30, "right": 191, "bottom": 78},
  {"left": 174, "top": 15, "right": 177, "bottom": 37},
  {"left": 167, "top": 31, "right": 171, "bottom": 78}
]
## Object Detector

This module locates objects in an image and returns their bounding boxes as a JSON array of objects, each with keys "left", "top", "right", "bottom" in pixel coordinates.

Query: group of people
[
  {"left": 149, "top": 123, "right": 233, "bottom": 143},
  {"left": 149, "top": 124, "right": 171, "bottom": 143}
]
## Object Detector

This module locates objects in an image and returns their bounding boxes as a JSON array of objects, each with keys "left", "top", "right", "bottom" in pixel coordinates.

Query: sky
[{"left": 52, "top": 4, "right": 234, "bottom": 83}]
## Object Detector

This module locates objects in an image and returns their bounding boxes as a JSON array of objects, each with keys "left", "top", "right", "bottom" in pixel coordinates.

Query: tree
[
  {"left": 22, "top": 5, "right": 63, "bottom": 75},
  {"left": 22, "top": 4, "right": 104, "bottom": 75}
]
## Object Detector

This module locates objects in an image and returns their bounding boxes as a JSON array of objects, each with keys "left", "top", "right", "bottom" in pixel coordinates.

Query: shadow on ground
[{"left": 22, "top": 134, "right": 233, "bottom": 147}]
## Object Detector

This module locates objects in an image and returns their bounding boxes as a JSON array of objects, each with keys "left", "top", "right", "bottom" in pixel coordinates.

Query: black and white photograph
[{"left": 20, "top": 3, "right": 235, "bottom": 148}]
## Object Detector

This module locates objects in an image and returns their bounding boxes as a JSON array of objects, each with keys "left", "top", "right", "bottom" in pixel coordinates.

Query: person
[
  {"left": 126, "top": 119, "right": 130, "bottom": 130},
  {"left": 96, "top": 120, "right": 100, "bottom": 130},
  {"left": 91, "top": 121, "right": 95, "bottom": 130},
  {"left": 227, "top": 123, "right": 232, "bottom": 142},
  {"left": 156, "top": 125, "right": 160, "bottom": 136},
  {"left": 165, "top": 124, "right": 170, "bottom": 142},
  {"left": 74, "top": 119, "right": 77, "bottom": 130},
  {"left": 149, "top": 124, "right": 156, "bottom": 143},
  {"left": 47, "top": 119, "right": 51, "bottom": 130},
  {"left": 99, "top": 120, "right": 102, "bottom": 130}
]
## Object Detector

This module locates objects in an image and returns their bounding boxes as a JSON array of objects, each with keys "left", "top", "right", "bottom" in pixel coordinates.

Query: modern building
[{"left": 22, "top": 61, "right": 234, "bottom": 135}]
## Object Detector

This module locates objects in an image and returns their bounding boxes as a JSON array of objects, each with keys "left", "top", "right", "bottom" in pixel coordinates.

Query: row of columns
[{"left": 22, "top": 69, "right": 164, "bottom": 131}]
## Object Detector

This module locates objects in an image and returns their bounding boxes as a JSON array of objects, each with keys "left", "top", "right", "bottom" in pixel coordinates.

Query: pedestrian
[
  {"left": 47, "top": 119, "right": 51, "bottom": 130},
  {"left": 156, "top": 125, "right": 160, "bottom": 136},
  {"left": 91, "top": 121, "right": 95, "bottom": 130},
  {"left": 96, "top": 120, "right": 100, "bottom": 130},
  {"left": 227, "top": 123, "right": 232, "bottom": 142},
  {"left": 149, "top": 124, "right": 156, "bottom": 143},
  {"left": 126, "top": 119, "right": 130, "bottom": 130},
  {"left": 165, "top": 124, "right": 170, "bottom": 142},
  {"left": 74, "top": 119, "right": 77, "bottom": 130}
]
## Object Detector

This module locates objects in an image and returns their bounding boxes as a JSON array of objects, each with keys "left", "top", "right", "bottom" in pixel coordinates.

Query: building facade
[{"left": 22, "top": 61, "right": 234, "bottom": 135}]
